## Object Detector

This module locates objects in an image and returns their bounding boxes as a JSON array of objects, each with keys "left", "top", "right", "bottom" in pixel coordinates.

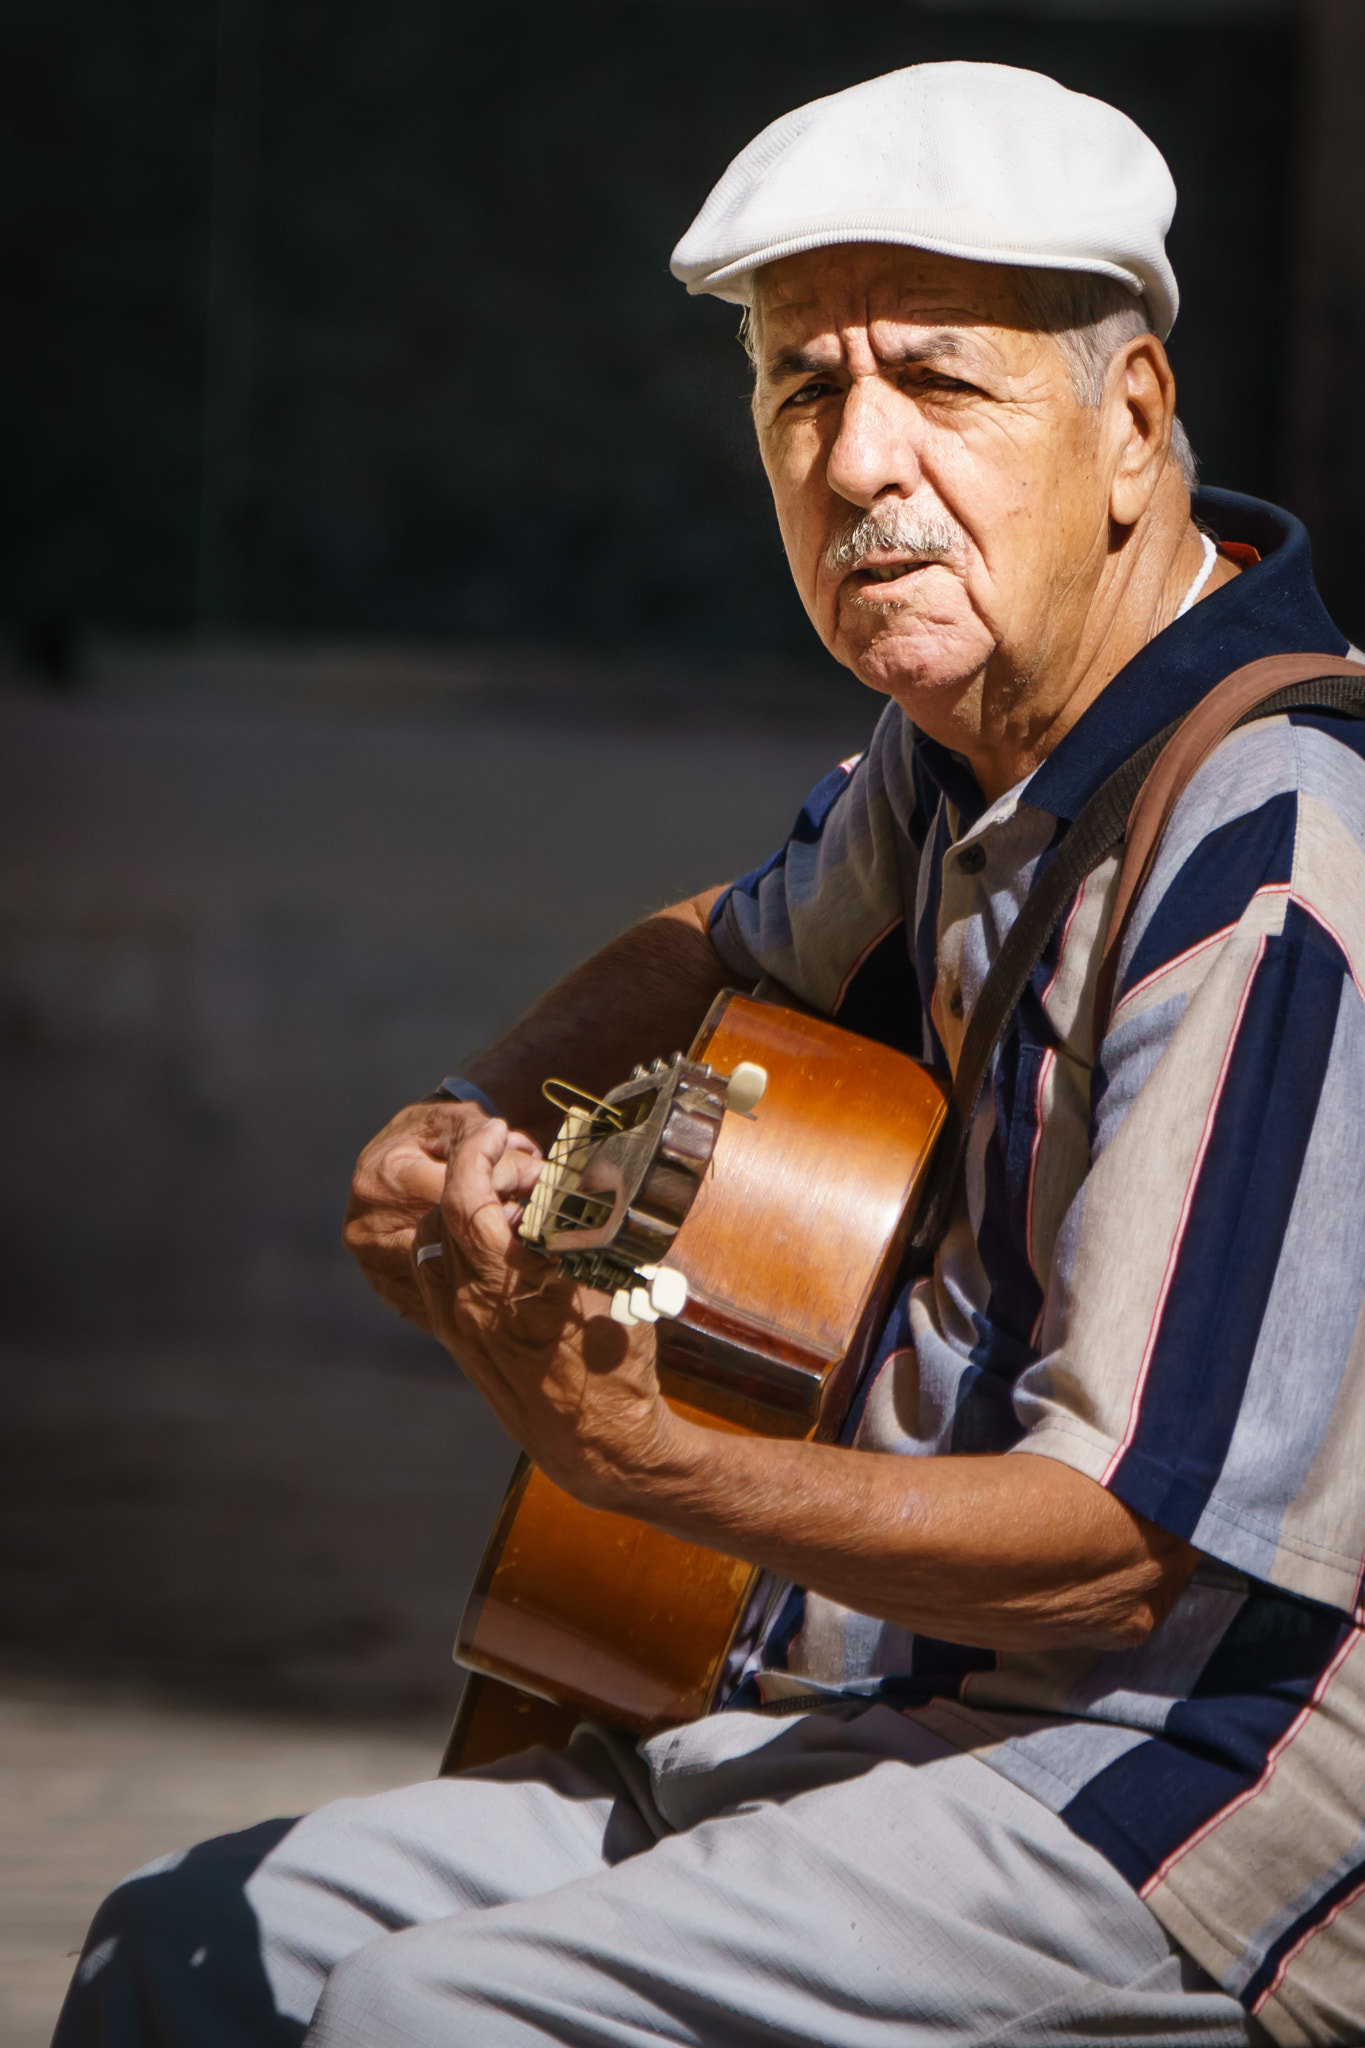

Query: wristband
[{"left": 434, "top": 1074, "right": 501, "bottom": 1117}]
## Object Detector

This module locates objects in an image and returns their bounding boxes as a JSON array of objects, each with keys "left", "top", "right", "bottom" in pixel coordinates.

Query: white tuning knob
[
  {"left": 725, "top": 1062, "right": 768, "bottom": 1115},
  {"left": 628, "top": 1285, "right": 660, "bottom": 1324},
  {"left": 611, "top": 1267, "right": 689, "bottom": 1327},
  {"left": 637, "top": 1264, "right": 689, "bottom": 1319}
]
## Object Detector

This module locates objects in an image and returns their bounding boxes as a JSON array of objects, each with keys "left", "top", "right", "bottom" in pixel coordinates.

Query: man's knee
[
  {"left": 308, "top": 1936, "right": 434, "bottom": 2048},
  {"left": 310, "top": 1926, "right": 540, "bottom": 2048},
  {"left": 53, "top": 1817, "right": 305, "bottom": 2048}
]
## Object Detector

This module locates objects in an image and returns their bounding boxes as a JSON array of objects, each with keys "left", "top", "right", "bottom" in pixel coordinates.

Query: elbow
[
  {"left": 1090, "top": 1599, "right": 1161, "bottom": 1652},
  {"left": 651, "top": 885, "right": 726, "bottom": 940},
  {"left": 1054, "top": 1547, "right": 1196, "bottom": 1652},
  {"left": 1041, "top": 1597, "right": 1159, "bottom": 1655}
]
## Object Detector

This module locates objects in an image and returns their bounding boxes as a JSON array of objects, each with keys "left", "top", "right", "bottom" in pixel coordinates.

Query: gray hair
[
  {"left": 741, "top": 265, "right": 1198, "bottom": 489},
  {"left": 1011, "top": 269, "right": 1198, "bottom": 489}
]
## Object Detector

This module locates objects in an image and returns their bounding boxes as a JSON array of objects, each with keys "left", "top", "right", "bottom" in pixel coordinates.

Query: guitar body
[{"left": 443, "top": 991, "right": 946, "bottom": 1771}]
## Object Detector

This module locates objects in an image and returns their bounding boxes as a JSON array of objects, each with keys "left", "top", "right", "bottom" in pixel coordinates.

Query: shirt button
[
  {"left": 956, "top": 843, "right": 987, "bottom": 875},
  {"left": 948, "top": 987, "right": 965, "bottom": 1018}
]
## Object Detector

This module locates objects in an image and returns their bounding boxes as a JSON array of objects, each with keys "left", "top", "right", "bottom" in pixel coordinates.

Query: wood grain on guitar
[{"left": 442, "top": 991, "right": 947, "bottom": 1773}]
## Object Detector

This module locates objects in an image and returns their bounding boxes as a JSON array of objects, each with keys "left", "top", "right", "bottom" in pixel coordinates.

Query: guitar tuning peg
[
  {"left": 630, "top": 1065, "right": 644, "bottom": 1080},
  {"left": 725, "top": 1062, "right": 768, "bottom": 1116},
  {"left": 636, "top": 1264, "right": 689, "bottom": 1319},
  {"left": 610, "top": 1288, "right": 639, "bottom": 1328}
]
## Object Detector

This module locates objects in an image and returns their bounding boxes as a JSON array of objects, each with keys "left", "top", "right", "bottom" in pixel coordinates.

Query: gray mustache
[{"left": 824, "top": 508, "right": 967, "bottom": 576}]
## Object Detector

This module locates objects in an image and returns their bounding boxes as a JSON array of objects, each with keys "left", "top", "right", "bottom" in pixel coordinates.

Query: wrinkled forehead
[{"left": 752, "top": 244, "right": 1042, "bottom": 369}]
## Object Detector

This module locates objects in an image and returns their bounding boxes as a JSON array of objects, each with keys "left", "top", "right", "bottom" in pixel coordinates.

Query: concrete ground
[{"left": 0, "top": 1677, "right": 446, "bottom": 2048}]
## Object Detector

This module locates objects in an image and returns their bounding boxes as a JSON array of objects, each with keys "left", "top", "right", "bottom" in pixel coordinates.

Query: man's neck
[{"left": 961, "top": 493, "right": 1239, "bottom": 805}]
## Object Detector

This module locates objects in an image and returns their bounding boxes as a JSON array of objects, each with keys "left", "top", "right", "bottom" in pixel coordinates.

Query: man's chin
[{"left": 838, "top": 617, "right": 994, "bottom": 709}]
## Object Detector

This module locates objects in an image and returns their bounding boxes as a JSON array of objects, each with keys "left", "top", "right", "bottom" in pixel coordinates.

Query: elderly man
[{"left": 57, "top": 63, "right": 1364, "bottom": 2048}]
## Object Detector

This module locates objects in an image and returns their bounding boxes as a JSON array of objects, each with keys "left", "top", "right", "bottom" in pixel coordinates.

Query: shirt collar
[{"left": 910, "top": 490, "right": 1347, "bottom": 830}]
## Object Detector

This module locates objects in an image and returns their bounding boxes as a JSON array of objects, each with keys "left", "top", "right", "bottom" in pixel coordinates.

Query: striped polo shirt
[{"left": 711, "top": 489, "right": 1365, "bottom": 2046}]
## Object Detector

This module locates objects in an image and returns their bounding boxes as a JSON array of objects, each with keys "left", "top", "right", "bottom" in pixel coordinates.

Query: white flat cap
[{"left": 671, "top": 62, "right": 1179, "bottom": 338}]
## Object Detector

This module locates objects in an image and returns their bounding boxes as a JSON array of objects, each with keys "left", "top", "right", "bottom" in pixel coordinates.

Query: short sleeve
[
  {"left": 709, "top": 702, "right": 926, "bottom": 1033},
  {"left": 1013, "top": 716, "right": 1365, "bottom": 1619}
]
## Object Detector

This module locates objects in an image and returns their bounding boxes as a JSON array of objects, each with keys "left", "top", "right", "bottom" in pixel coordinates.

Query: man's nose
[{"left": 825, "top": 375, "right": 923, "bottom": 508}]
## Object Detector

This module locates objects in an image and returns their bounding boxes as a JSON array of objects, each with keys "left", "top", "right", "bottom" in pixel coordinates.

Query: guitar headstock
[{"left": 518, "top": 1053, "right": 766, "bottom": 1322}]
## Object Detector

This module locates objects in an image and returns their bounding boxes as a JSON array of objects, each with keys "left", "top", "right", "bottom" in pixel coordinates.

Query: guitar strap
[{"left": 905, "top": 652, "right": 1365, "bottom": 1268}]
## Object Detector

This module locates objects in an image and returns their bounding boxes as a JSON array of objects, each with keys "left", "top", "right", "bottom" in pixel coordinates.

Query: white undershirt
[{"left": 1173, "top": 531, "right": 1219, "bottom": 621}]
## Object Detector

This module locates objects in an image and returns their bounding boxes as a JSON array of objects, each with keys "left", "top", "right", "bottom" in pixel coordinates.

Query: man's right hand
[{"left": 343, "top": 1096, "right": 541, "bottom": 1327}]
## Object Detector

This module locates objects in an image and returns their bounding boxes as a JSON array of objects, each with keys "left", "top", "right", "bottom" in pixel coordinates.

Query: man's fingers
[
  {"left": 410, "top": 1207, "right": 458, "bottom": 1343},
  {"left": 492, "top": 1144, "right": 545, "bottom": 1203},
  {"left": 440, "top": 1123, "right": 571, "bottom": 1324},
  {"left": 442, "top": 1120, "right": 525, "bottom": 1276},
  {"left": 357, "top": 1121, "right": 539, "bottom": 1216},
  {"left": 489, "top": 1148, "right": 544, "bottom": 1227},
  {"left": 346, "top": 1096, "right": 547, "bottom": 1335},
  {"left": 356, "top": 1224, "right": 434, "bottom": 1325},
  {"left": 353, "top": 1141, "right": 448, "bottom": 1213},
  {"left": 350, "top": 1099, "right": 501, "bottom": 1213}
]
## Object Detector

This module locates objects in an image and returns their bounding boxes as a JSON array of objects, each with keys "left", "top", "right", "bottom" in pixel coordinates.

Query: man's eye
[
  {"left": 912, "top": 372, "right": 976, "bottom": 396},
  {"left": 783, "top": 380, "right": 831, "bottom": 409}
]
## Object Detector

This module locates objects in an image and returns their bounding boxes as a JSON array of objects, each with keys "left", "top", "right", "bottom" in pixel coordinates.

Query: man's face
[{"left": 752, "top": 246, "right": 1118, "bottom": 741}]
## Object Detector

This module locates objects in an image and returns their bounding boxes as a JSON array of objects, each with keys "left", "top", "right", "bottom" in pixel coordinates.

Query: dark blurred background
[{"left": 2, "top": 0, "right": 1362, "bottom": 1721}]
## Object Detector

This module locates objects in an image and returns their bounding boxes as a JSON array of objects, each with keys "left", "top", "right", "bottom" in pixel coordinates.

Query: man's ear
[{"left": 1107, "top": 336, "right": 1177, "bottom": 530}]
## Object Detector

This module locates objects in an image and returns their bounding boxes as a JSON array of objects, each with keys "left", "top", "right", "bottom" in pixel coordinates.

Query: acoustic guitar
[
  {"left": 442, "top": 653, "right": 1365, "bottom": 1774},
  {"left": 441, "top": 988, "right": 946, "bottom": 1774}
]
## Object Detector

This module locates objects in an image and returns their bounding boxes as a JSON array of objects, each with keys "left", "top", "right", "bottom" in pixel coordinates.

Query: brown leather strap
[{"left": 1093, "top": 652, "right": 1365, "bottom": 1033}]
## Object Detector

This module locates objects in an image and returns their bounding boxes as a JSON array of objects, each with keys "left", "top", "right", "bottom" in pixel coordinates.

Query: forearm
[
  {"left": 422, "top": 1115, "right": 1198, "bottom": 1654},
  {"left": 590, "top": 1417, "right": 1194, "bottom": 1653},
  {"left": 463, "top": 889, "right": 735, "bottom": 1145}
]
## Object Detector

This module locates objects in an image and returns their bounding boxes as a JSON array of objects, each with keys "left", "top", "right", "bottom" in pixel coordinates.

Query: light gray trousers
[{"left": 60, "top": 1704, "right": 1269, "bottom": 2048}]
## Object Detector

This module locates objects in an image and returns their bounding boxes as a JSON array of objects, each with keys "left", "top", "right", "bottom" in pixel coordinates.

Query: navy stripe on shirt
[{"left": 1108, "top": 905, "right": 1347, "bottom": 1536}]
